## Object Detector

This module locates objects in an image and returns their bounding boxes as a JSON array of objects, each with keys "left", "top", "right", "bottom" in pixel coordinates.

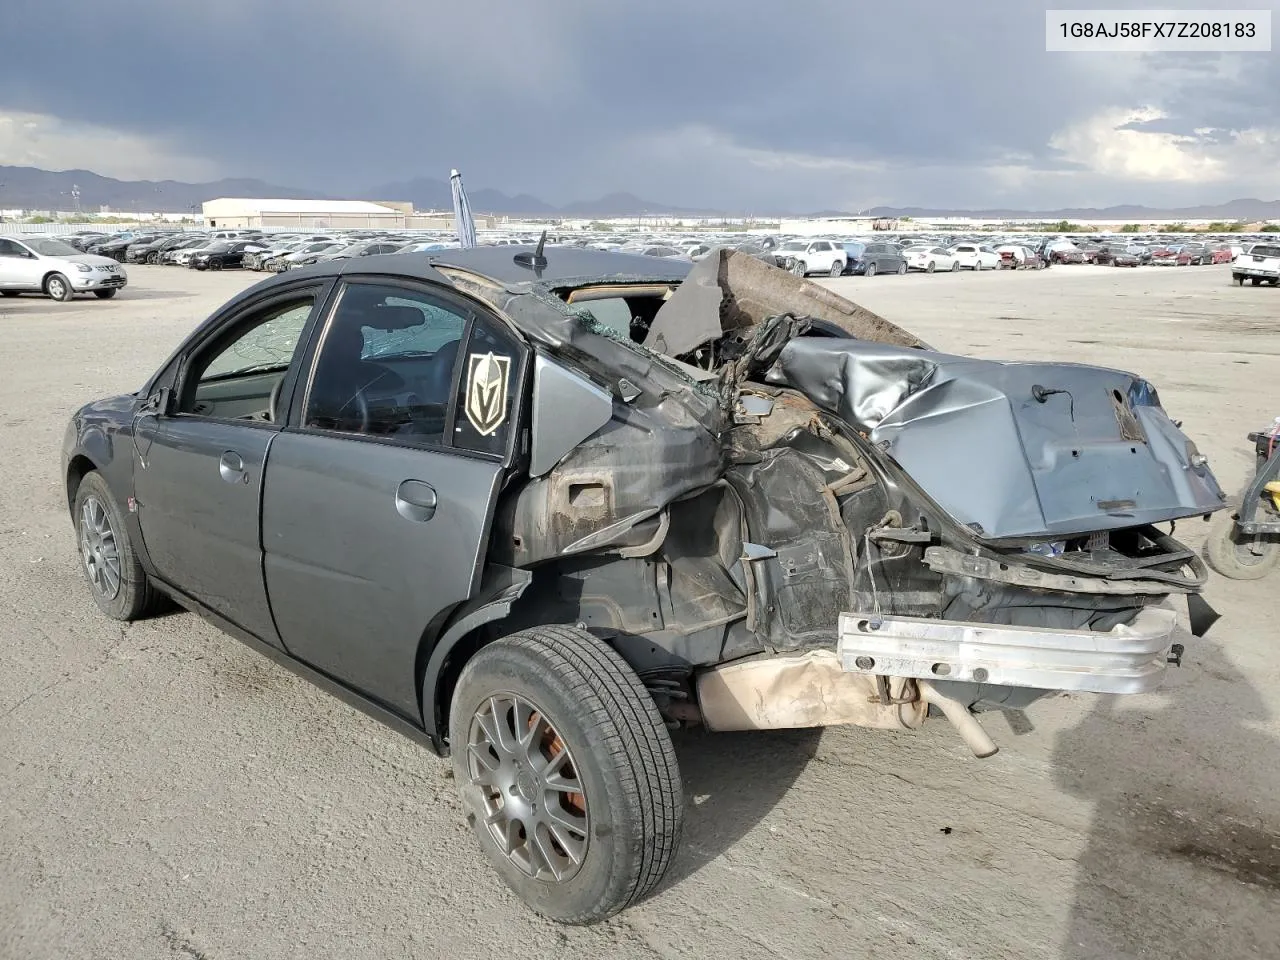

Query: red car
[
  {"left": 1209, "top": 245, "right": 1234, "bottom": 264},
  {"left": 1150, "top": 246, "right": 1193, "bottom": 266}
]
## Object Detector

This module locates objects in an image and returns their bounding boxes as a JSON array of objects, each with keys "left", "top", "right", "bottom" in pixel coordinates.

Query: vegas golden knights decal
[{"left": 464, "top": 351, "right": 511, "bottom": 436}]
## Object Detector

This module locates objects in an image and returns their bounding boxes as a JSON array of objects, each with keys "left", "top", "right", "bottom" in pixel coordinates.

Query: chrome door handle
[
  {"left": 395, "top": 480, "right": 437, "bottom": 522},
  {"left": 219, "top": 451, "right": 246, "bottom": 484}
]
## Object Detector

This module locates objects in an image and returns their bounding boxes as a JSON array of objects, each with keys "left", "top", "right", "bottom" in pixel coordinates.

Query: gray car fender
[{"left": 418, "top": 565, "right": 533, "bottom": 749}]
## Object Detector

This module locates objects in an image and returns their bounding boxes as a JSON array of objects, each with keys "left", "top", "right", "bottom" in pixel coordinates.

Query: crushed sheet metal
[
  {"left": 924, "top": 545, "right": 1196, "bottom": 595},
  {"left": 642, "top": 251, "right": 731, "bottom": 356},
  {"left": 837, "top": 605, "right": 1179, "bottom": 695},
  {"left": 643, "top": 248, "right": 922, "bottom": 357},
  {"left": 767, "top": 337, "right": 1225, "bottom": 539}
]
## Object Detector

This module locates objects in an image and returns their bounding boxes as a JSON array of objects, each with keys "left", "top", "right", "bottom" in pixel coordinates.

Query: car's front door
[
  {"left": 133, "top": 283, "right": 330, "bottom": 647},
  {"left": 261, "top": 278, "right": 527, "bottom": 719}
]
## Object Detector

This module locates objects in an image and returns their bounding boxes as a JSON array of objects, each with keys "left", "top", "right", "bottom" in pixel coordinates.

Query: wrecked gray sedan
[{"left": 62, "top": 244, "right": 1225, "bottom": 923}]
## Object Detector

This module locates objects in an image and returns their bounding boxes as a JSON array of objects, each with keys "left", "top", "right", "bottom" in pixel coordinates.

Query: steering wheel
[
  {"left": 268, "top": 377, "right": 285, "bottom": 423},
  {"left": 351, "top": 389, "right": 370, "bottom": 432},
  {"left": 329, "top": 387, "right": 371, "bottom": 432}
]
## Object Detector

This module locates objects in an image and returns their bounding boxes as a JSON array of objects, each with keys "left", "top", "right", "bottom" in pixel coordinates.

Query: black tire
[
  {"left": 925, "top": 261, "right": 935, "bottom": 274},
  {"left": 951, "top": 259, "right": 960, "bottom": 272},
  {"left": 829, "top": 260, "right": 842, "bottom": 278},
  {"left": 94, "top": 289, "right": 118, "bottom": 299},
  {"left": 896, "top": 262, "right": 906, "bottom": 275},
  {"left": 450, "top": 625, "right": 682, "bottom": 924},
  {"left": 864, "top": 262, "right": 876, "bottom": 278},
  {"left": 45, "top": 273, "right": 74, "bottom": 301},
  {"left": 73, "top": 471, "right": 159, "bottom": 620},
  {"left": 1251, "top": 278, "right": 1261, "bottom": 286},
  {"left": 1203, "top": 508, "right": 1280, "bottom": 580},
  {"left": 790, "top": 260, "right": 807, "bottom": 277}
]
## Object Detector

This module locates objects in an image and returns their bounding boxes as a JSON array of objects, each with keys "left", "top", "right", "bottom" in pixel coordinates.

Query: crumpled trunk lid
[{"left": 767, "top": 338, "right": 1226, "bottom": 540}]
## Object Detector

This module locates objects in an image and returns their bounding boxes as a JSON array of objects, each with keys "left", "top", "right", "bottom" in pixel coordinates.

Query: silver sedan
[{"left": 0, "top": 235, "right": 128, "bottom": 301}]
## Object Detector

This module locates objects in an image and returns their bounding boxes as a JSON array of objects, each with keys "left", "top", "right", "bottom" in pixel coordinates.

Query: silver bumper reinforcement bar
[{"left": 837, "top": 605, "right": 1179, "bottom": 696}]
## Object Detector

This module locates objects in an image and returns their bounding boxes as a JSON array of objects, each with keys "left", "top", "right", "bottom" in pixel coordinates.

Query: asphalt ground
[{"left": 2, "top": 261, "right": 1278, "bottom": 959}]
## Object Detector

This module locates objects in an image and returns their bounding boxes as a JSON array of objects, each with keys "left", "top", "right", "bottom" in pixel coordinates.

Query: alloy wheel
[
  {"left": 79, "top": 497, "right": 122, "bottom": 600},
  {"left": 466, "top": 693, "right": 590, "bottom": 882}
]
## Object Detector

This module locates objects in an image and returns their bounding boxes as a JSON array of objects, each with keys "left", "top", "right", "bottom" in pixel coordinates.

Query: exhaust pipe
[{"left": 917, "top": 680, "right": 999, "bottom": 758}]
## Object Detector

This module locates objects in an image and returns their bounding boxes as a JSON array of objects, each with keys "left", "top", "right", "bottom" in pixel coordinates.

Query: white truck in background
[{"left": 1233, "top": 243, "right": 1280, "bottom": 286}]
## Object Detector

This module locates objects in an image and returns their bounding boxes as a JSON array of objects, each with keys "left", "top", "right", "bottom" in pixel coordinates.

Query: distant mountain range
[
  {"left": 0, "top": 164, "right": 721, "bottom": 218},
  {"left": 2, "top": 163, "right": 1278, "bottom": 220},
  {"left": 0, "top": 164, "right": 327, "bottom": 214}
]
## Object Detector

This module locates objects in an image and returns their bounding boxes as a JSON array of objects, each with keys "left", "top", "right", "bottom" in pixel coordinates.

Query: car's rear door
[
  {"left": 0, "top": 238, "right": 26, "bottom": 289},
  {"left": 0, "top": 238, "right": 43, "bottom": 289},
  {"left": 133, "top": 280, "right": 332, "bottom": 647},
  {"left": 261, "top": 277, "right": 527, "bottom": 719}
]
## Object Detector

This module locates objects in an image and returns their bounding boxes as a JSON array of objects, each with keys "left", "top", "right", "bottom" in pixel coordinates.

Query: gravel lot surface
[{"left": 2, "top": 262, "right": 1278, "bottom": 960}]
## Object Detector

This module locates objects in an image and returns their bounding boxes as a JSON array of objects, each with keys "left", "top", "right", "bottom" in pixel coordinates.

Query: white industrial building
[
  {"left": 779, "top": 216, "right": 901, "bottom": 235},
  {"left": 202, "top": 198, "right": 406, "bottom": 229}
]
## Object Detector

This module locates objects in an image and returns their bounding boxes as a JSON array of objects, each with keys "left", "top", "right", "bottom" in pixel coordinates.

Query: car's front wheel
[
  {"left": 45, "top": 273, "right": 74, "bottom": 302},
  {"left": 828, "top": 261, "right": 843, "bottom": 278},
  {"left": 450, "top": 625, "right": 682, "bottom": 924},
  {"left": 73, "top": 471, "right": 159, "bottom": 620},
  {"left": 864, "top": 262, "right": 877, "bottom": 278},
  {"left": 790, "top": 260, "right": 807, "bottom": 277}
]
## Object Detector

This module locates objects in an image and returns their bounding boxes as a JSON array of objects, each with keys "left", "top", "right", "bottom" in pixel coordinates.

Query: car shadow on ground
[
  {"left": 109, "top": 288, "right": 198, "bottom": 302},
  {"left": 1053, "top": 626, "right": 1280, "bottom": 959},
  {"left": 0, "top": 289, "right": 195, "bottom": 306},
  {"left": 656, "top": 725, "right": 821, "bottom": 891}
]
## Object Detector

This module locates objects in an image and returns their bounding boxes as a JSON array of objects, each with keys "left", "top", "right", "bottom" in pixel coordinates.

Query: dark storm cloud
[{"left": 2, "top": 0, "right": 1277, "bottom": 209}]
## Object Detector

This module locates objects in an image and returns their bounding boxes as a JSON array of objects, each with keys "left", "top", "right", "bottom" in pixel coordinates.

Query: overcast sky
[{"left": 2, "top": 0, "right": 1277, "bottom": 212}]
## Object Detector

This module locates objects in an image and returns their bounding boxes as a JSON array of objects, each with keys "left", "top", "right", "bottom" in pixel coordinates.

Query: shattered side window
[{"left": 362, "top": 297, "right": 465, "bottom": 358}]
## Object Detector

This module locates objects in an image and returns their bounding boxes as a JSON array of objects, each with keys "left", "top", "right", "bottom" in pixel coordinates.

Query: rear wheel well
[
  {"left": 66, "top": 455, "right": 97, "bottom": 511},
  {"left": 427, "top": 624, "right": 494, "bottom": 751}
]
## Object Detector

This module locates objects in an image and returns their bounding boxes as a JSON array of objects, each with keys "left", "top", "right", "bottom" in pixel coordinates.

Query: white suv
[
  {"left": 0, "top": 235, "right": 128, "bottom": 301},
  {"left": 773, "top": 239, "right": 847, "bottom": 277},
  {"left": 1233, "top": 243, "right": 1280, "bottom": 286}
]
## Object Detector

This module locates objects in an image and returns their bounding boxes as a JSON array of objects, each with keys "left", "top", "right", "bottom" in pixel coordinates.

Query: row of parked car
[
  {"left": 761, "top": 238, "right": 1058, "bottom": 276},
  {"left": 54, "top": 229, "right": 465, "bottom": 273},
  {"left": 52, "top": 227, "right": 1254, "bottom": 286}
]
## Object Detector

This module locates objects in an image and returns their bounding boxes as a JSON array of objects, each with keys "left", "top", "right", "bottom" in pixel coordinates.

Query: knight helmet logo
[{"left": 464, "top": 351, "right": 511, "bottom": 436}]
